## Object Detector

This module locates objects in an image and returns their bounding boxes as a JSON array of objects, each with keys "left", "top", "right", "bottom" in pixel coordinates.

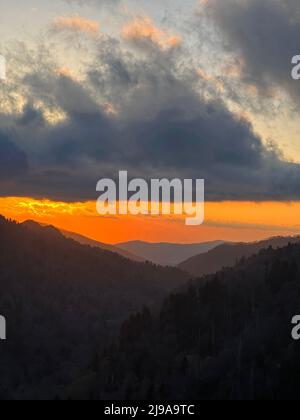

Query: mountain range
[
  {"left": 60, "top": 229, "right": 145, "bottom": 262},
  {"left": 116, "top": 240, "right": 224, "bottom": 266},
  {"left": 179, "top": 236, "right": 300, "bottom": 277},
  {"left": 23, "top": 221, "right": 225, "bottom": 266},
  {"left": 71, "top": 239, "right": 300, "bottom": 400},
  {"left": 22, "top": 221, "right": 144, "bottom": 262},
  {"left": 2, "top": 216, "right": 300, "bottom": 399}
]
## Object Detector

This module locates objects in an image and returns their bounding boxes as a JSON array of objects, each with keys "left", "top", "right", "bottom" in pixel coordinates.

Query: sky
[{"left": 0, "top": 0, "right": 300, "bottom": 244}]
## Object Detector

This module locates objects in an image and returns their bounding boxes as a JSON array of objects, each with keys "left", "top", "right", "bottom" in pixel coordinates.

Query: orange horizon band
[{"left": 0, "top": 197, "right": 299, "bottom": 244}]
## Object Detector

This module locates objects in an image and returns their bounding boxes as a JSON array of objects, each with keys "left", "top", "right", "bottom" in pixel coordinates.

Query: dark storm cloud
[
  {"left": 0, "top": 131, "right": 28, "bottom": 180},
  {"left": 2, "top": 33, "right": 300, "bottom": 201},
  {"left": 207, "top": 0, "right": 300, "bottom": 107}
]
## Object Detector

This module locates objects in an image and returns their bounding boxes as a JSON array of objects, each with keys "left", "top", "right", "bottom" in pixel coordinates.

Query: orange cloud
[
  {"left": 197, "top": 68, "right": 225, "bottom": 93},
  {"left": 222, "top": 61, "right": 244, "bottom": 79},
  {"left": 1, "top": 197, "right": 300, "bottom": 245},
  {"left": 103, "top": 102, "right": 117, "bottom": 116},
  {"left": 55, "top": 67, "right": 78, "bottom": 81},
  {"left": 52, "top": 16, "right": 100, "bottom": 35},
  {"left": 122, "top": 16, "right": 181, "bottom": 50}
]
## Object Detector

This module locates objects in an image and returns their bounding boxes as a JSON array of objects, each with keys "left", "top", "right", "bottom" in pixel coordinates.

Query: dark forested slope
[
  {"left": 77, "top": 242, "right": 300, "bottom": 400},
  {"left": 0, "top": 216, "right": 187, "bottom": 399}
]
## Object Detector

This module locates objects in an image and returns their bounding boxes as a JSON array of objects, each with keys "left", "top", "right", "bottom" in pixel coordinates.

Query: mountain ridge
[
  {"left": 60, "top": 229, "right": 144, "bottom": 262},
  {"left": 22, "top": 220, "right": 144, "bottom": 263},
  {"left": 179, "top": 235, "right": 300, "bottom": 277},
  {"left": 117, "top": 240, "right": 224, "bottom": 266}
]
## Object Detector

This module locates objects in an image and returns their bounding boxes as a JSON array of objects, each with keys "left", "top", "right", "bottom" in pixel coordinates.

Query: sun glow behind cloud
[{"left": 1, "top": 197, "right": 300, "bottom": 244}]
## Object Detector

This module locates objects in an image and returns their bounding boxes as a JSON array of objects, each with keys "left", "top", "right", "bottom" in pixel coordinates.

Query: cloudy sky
[{"left": 0, "top": 0, "right": 300, "bottom": 243}]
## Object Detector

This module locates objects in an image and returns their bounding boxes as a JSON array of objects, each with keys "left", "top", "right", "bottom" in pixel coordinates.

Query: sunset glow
[{"left": 1, "top": 197, "right": 299, "bottom": 244}]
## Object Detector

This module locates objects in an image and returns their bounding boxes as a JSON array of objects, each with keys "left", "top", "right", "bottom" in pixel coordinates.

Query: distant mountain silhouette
[
  {"left": 179, "top": 236, "right": 300, "bottom": 277},
  {"left": 117, "top": 240, "right": 224, "bottom": 266},
  {"left": 59, "top": 229, "right": 145, "bottom": 262},
  {"left": 22, "top": 221, "right": 144, "bottom": 262},
  {"left": 22, "top": 220, "right": 64, "bottom": 239},
  {"left": 0, "top": 216, "right": 187, "bottom": 399},
  {"left": 72, "top": 240, "right": 300, "bottom": 400}
]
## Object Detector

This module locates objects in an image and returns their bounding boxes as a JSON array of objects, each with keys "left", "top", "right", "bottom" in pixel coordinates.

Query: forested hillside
[
  {"left": 73, "top": 242, "right": 300, "bottom": 400},
  {"left": 0, "top": 216, "right": 187, "bottom": 399}
]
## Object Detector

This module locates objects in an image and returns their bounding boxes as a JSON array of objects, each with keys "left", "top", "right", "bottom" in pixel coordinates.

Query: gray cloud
[
  {"left": 1, "top": 32, "right": 300, "bottom": 201},
  {"left": 206, "top": 0, "right": 300, "bottom": 108},
  {"left": 0, "top": 131, "right": 28, "bottom": 180}
]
